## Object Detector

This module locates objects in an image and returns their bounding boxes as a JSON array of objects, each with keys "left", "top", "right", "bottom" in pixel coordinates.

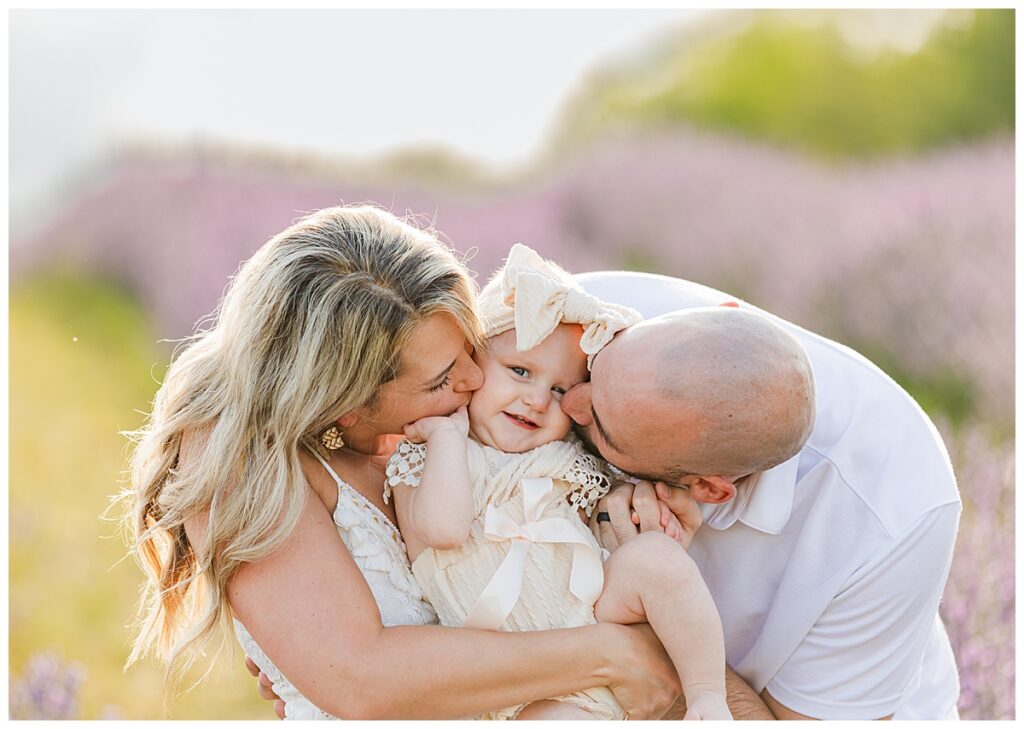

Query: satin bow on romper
[{"left": 385, "top": 437, "right": 622, "bottom": 721}]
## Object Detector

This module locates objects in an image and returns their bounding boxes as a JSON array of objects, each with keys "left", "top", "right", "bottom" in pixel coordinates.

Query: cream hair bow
[{"left": 479, "top": 243, "right": 642, "bottom": 369}]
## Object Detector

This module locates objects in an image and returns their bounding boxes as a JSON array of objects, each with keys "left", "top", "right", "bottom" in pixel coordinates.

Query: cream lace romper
[
  {"left": 234, "top": 448, "right": 438, "bottom": 720},
  {"left": 384, "top": 437, "right": 624, "bottom": 721}
]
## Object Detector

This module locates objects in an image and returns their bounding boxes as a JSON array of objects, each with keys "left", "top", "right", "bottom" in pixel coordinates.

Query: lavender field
[
  {"left": 16, "top": 130, "right": 1012, "bottom": 430},
  {"left": 10, "top": 128, "right": 1014, "bottom": 718}
]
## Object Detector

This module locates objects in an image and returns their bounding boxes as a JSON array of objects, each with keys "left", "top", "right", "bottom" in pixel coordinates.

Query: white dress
[
  {"left": 233, "top": 449, "right": 437, "bottom": 720},
  {"left": 384, "top": 437, "right": 622, "bottom": 720}
]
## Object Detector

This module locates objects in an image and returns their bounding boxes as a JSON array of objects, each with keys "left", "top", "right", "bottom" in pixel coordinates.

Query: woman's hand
[
  {"left": 601, "top": 622, "right": 683, "bottom": 719},
  {"left": 403, "top": 405, "right": 469, "bottom": 443}
]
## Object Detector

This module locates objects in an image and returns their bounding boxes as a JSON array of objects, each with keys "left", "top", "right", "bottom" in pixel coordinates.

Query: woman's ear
[
  {"left": 337, "top": 413, "right": 358, "bottom": 429},
  {"left": 688, "top": 476, "right": 737, "bottom": 504}
]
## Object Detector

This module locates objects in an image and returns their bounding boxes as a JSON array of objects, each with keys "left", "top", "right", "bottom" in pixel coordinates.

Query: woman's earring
[{"left": 321, "top": 426, "right": 345, "bottom": 450}]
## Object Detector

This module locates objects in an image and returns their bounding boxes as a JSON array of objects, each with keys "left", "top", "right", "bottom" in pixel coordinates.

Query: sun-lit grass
[{"left": 9, "top": 273, "right": 271, "bottom": 719}]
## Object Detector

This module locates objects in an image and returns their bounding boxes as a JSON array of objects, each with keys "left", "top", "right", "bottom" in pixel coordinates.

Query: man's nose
[
  {"left": 560, "top": 382, "right": 593, "bottom": 425},
  {"left": 453, "top": 355, "right": 484, "bottom": 393}
]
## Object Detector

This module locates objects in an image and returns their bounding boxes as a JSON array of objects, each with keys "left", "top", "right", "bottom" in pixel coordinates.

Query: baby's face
[{"left": 468, "top": 324, "right": 589, "bottom": 453}]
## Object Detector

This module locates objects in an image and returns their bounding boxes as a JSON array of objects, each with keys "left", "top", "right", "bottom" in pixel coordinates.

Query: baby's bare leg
[
  {"left": 594, "top": 531, "right": 731, "bottom": 720},
  {"left": 515, "top": 700, "right": 599, "bottom": 720}
]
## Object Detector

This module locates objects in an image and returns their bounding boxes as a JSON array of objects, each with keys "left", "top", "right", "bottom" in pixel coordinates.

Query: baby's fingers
[
  {"left": 403, "top": 422, "right": 425, "bottom": 443},
  {"left": 656, "top": 487, "right": 695, "bottom": 548},
  {"left": 450, "top": 405, "right": 470, "bottom": 434}
]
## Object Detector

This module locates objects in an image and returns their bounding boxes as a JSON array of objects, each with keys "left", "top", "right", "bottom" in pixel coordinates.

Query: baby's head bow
[{"left": 478, "top": 244, "right": 642, "bottom": 369}]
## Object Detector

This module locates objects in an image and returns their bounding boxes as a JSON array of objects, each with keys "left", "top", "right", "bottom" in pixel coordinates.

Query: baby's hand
[
  {"left": 629, "top": 498, "right": 688, "bottom": 547},
  {"left": 403, "top": 405, "right": 469, "bottom": 443},
  {"left": 655, "top": 482, "right": 703, "bottom": 549},
  {"left": 682, "top": 689, "right": 732, "bottom": 720},
  {"left": 659, "top": 502, "right": 688, "bottom": 546}
]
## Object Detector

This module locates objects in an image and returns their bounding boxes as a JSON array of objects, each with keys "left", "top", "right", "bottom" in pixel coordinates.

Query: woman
[{"left": 122, "top": 205, "right": 680, "bottom": 719}]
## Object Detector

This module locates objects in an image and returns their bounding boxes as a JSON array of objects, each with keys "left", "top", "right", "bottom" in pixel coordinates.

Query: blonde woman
[{"left": 123, "top": 206, "right": 680, "bottom": 719}]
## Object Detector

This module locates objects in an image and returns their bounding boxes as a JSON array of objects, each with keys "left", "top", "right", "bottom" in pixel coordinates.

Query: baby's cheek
[
  {"left": 467, "top": 395, "right": 485, "bottom": 423},
  {"left": 550, "top": 407, "right": 573, "bottom": 440}
]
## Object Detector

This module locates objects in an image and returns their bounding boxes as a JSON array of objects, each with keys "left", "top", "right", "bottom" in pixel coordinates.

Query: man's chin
[{"left": 571, "top": 422, "right": 603, "bottom": 459}]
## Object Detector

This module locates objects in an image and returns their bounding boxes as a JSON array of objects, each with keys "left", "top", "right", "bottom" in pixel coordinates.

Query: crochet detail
[
  {"left": 383, "top": 440, "right": 428, "bottom": 504},
  {"left": 563, "top": 450, "right": 612, "bottom": 517}
]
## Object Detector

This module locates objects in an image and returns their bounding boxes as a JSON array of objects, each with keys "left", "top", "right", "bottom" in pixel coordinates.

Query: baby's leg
[
  {"left": 515, "top": 700, "right": 600, "bottom": 720},
  {"left": 594, "top": 531, "right": 731, "bottom": 720}
]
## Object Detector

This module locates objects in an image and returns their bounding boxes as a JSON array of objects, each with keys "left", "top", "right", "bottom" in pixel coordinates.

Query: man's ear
[{"left": 688, "top": 476, "right": 737, "bottom": 504}]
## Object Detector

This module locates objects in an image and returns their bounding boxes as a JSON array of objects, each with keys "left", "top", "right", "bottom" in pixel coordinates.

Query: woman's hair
[{"left": 120, "top": 205, "right": 483, "bottom": 681}]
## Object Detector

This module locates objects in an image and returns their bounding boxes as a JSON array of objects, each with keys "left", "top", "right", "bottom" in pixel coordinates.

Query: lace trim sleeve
[
  {"left": 383, "top": 439, "right": 427, "bottom": 504},
  {"left": 563, "top": 450, "right": 612, "bottom": 517}
]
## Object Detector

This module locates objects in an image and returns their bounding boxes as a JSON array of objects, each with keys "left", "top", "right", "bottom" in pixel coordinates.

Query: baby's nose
[{"left": 523, "top": 386, "right": 552, "bottom": 412}]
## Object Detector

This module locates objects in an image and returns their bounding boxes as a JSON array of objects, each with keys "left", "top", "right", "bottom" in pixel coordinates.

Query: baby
[{"left": 385, "top": 245, "right": 731, "bottom": 720}]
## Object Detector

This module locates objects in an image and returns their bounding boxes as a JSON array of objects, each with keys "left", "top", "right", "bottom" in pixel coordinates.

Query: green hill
[{"left": 554, "top": 9, "right": 1013, "bottom": 158}]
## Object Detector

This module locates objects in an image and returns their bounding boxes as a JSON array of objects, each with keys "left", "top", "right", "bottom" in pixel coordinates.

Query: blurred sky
[
  {"left": 9, "top": 9, "right": 707, "bottom": 229},
  {"left": 10, "top": 8, "right": 951, "bottom": 234}
]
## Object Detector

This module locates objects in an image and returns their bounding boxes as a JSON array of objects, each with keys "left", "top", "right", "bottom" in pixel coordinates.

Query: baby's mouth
[{"left": 503, "top": 412, "right": 540, "bottom": 430}]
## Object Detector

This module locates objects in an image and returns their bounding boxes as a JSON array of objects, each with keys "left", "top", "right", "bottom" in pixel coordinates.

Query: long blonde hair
[{"left": 121, "top": 205, "right": 483, "bottom": 680}]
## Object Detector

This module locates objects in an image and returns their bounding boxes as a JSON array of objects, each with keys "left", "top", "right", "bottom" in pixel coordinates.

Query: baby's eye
[
  {"left": 509, "top": 366, "right": 529, "bottom": 378},
  {"left": 551, "top": 386, "right": 567, "bottom": 399}
]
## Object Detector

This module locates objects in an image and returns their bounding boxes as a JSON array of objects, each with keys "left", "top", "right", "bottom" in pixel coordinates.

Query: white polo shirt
[{"left": 576, "top": 271, "right": 962, "bottom": 720}]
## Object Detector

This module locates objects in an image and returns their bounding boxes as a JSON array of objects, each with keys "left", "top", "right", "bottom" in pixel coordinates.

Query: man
[
  {"left": 562, "top": 271, "right": 961, "bottom": 720},
  {"left": 252, "top": 270, "right": 961, "bottom": 719}
]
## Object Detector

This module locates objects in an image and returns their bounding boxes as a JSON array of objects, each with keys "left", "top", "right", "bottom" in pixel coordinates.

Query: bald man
[
  {"left": 251, "top": 269, "right": 961, "bottom": 720},
  {"left": 565, "top": 271, "right": 961, "bottom": 720}
]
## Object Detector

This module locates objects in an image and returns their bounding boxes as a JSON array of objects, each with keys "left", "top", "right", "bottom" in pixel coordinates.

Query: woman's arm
[{"left": 225, "top": 480, "right": 680, "bottom": 720}]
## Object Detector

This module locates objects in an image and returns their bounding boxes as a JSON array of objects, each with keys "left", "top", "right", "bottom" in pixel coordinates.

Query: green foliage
[
  {"left": 9, "top": 274, "right": 270, "bottom": 719},
  {"left": 556, "top": 9, "right": 1014, "bottom": 158}
]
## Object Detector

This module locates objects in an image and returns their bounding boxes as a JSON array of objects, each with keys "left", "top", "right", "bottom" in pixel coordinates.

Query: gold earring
[{"left": 321, "top": 425, "right": 345, "bottom": 450}]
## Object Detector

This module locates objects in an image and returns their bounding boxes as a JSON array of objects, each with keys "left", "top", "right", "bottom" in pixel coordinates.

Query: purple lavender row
[{"left": 12, "top": 130, "right": 1012, "bottom": 427}]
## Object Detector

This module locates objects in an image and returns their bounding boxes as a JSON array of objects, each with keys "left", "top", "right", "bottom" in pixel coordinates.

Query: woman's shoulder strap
[{"left": 305, "top": 445, "right": 345, "bottom": 487}]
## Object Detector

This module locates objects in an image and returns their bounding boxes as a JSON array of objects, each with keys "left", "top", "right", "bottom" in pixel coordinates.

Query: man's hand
[
  {"left": 662, "top": 666, "right": 777, "bottom": 720},
  {"left": 592, "top": 481, "right": 639, "bottom": 551},
  {"left": 245, "top": 656, "right": 285, "bottom": 720},
  {"left": 403, "top": 405, "right": 469, "bottom": 443},
  {"left": 592, "top": 480, "right": 702, "bottom": 551}
]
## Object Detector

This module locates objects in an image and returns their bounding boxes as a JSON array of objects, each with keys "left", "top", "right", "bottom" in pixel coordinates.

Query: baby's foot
[{"left": 682, "top": 689, "right": 732, "bottom": 720}]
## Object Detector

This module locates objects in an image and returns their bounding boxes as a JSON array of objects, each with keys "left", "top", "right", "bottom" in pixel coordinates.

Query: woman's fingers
[
  {"left": 606, "top": 623, "right": 682, "bottom": 718},
  {"left": 244, "top": 655, "right": 260, "bottom": 677}
]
